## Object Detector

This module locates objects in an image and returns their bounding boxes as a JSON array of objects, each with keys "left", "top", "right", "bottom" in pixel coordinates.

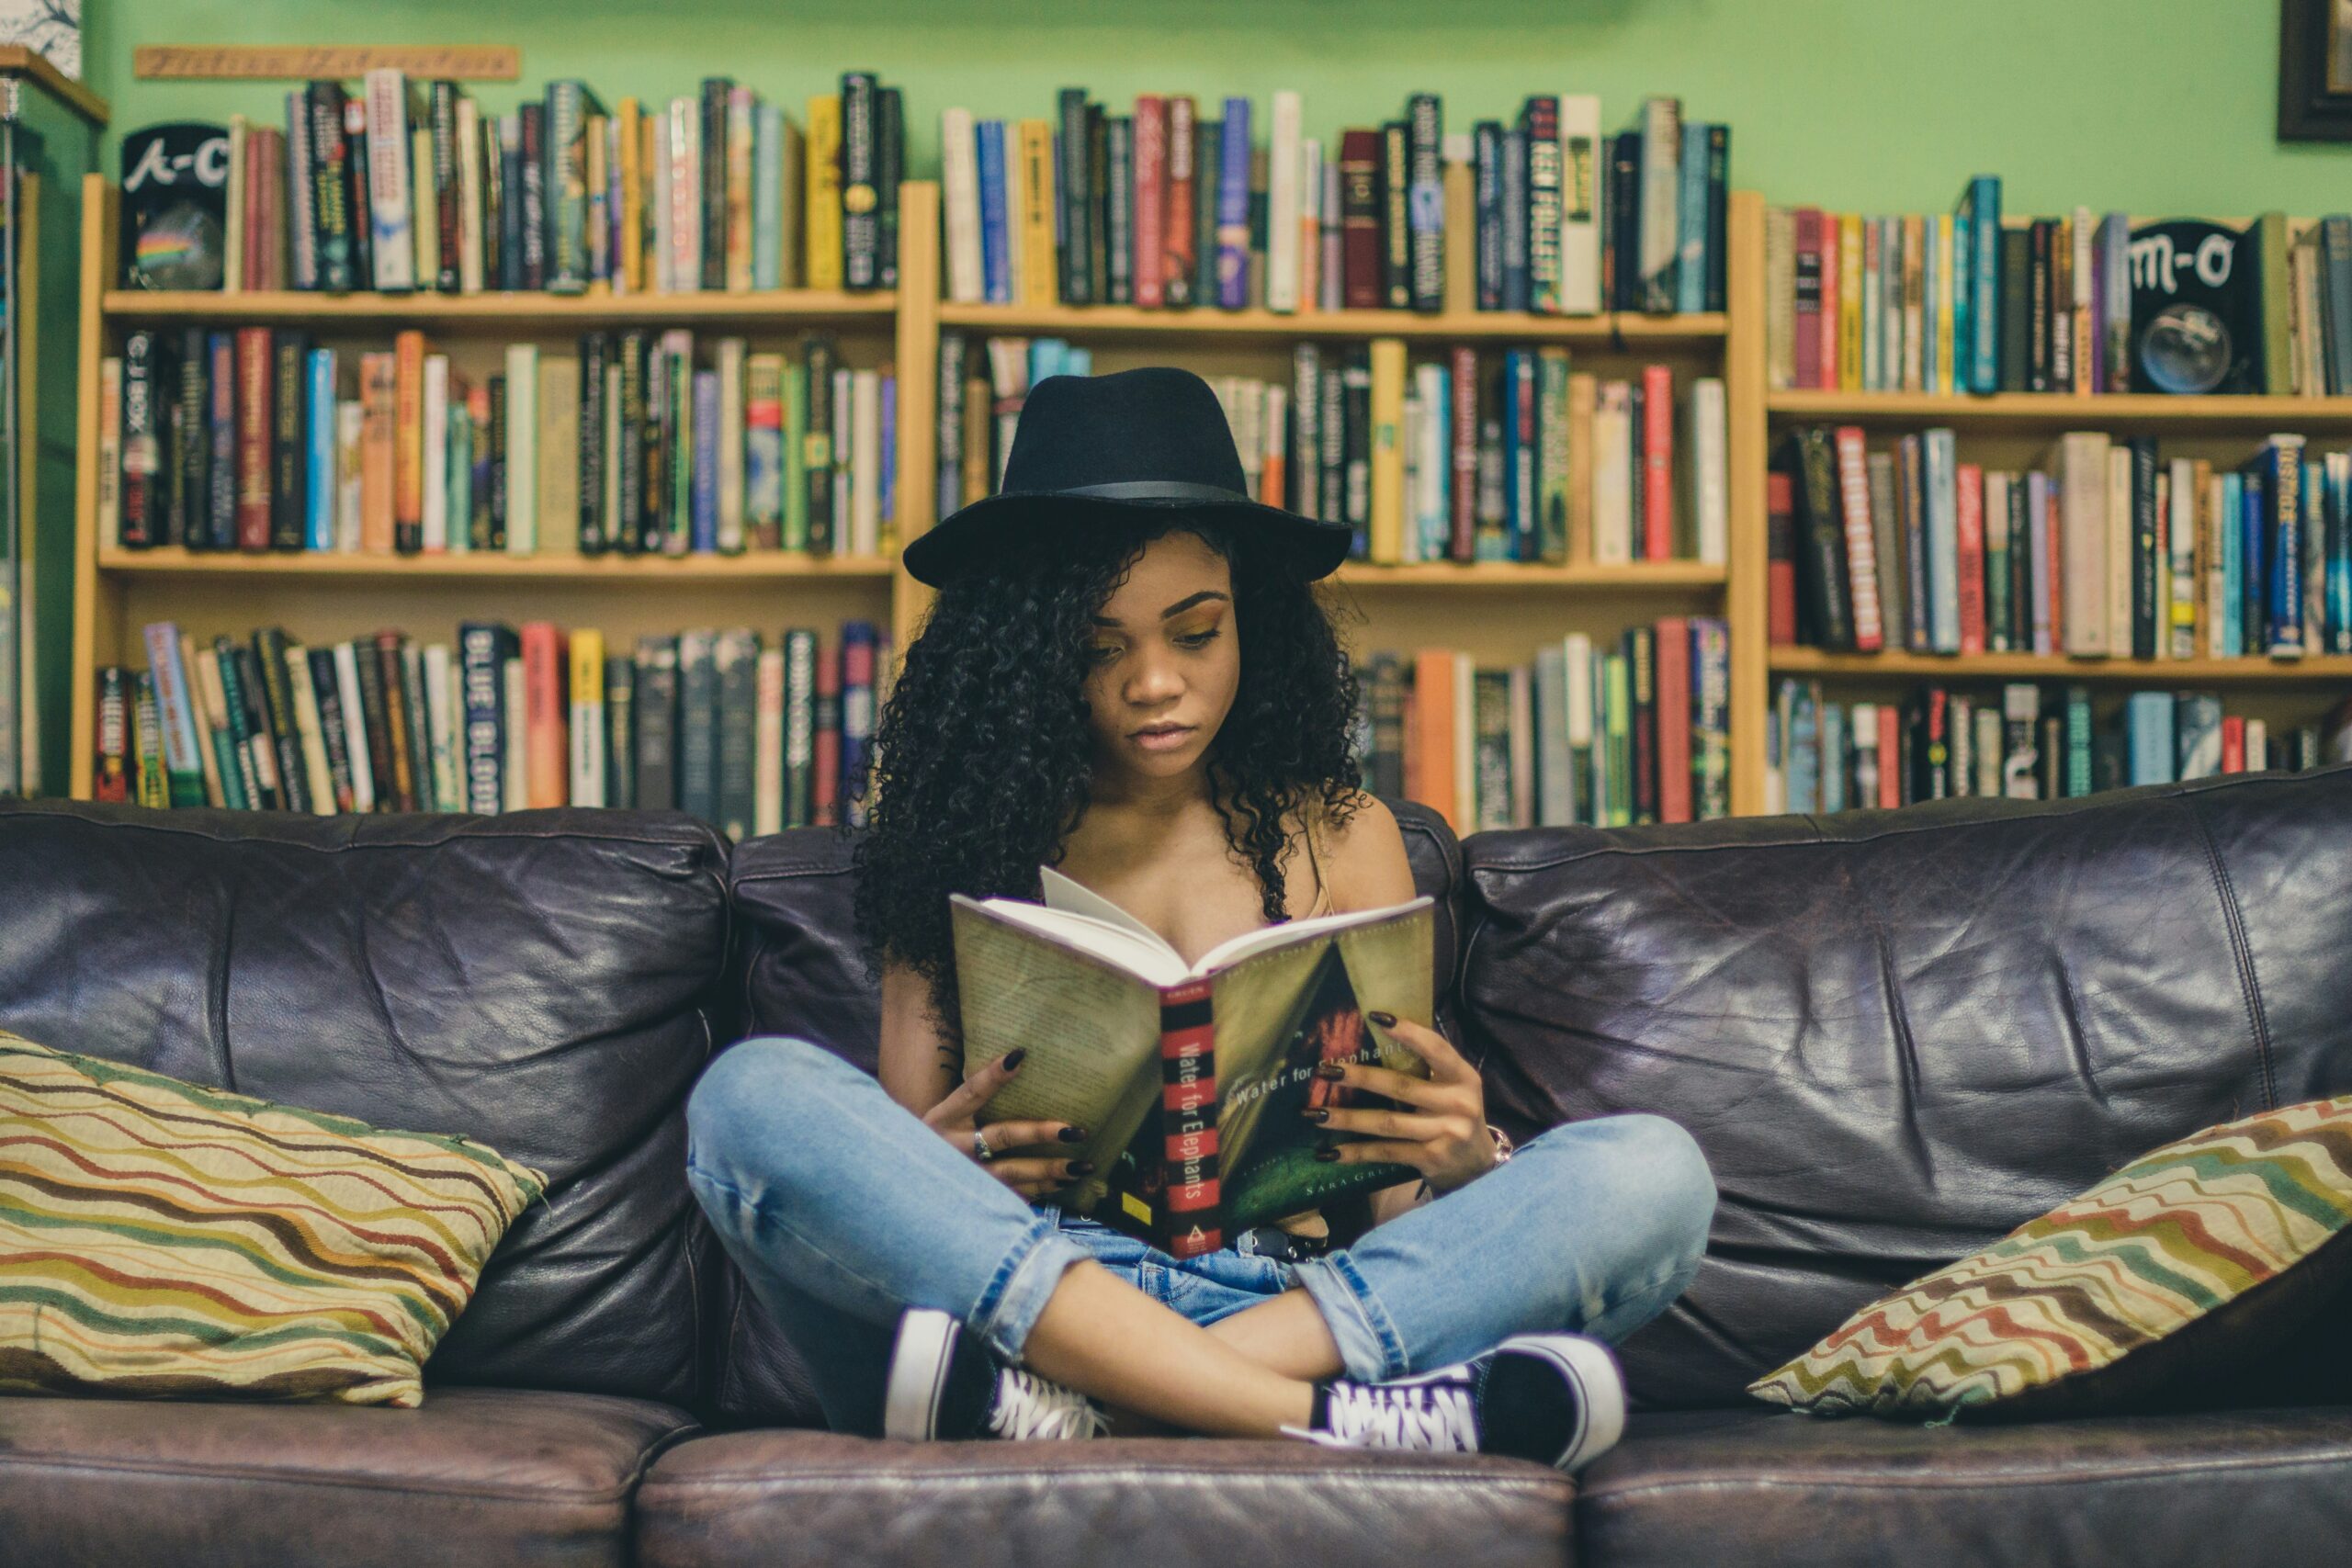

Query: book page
[
  {"left": 1039, "top": 865, "right": 1172, "bottom": 949},
  {"left": 950, "top": 898, "right": 1164, "bottom": 1134},
  {"left": 958, "top": 894, "right": 1190, "bottom": 987},
  {"left": 1193, "top": 895, "right": 1433, "bottom": 976}
]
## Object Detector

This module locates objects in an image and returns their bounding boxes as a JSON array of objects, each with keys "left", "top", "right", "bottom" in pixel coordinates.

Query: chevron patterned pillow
[
  {"left": 1749, "top": 1096, "right": 2352, "bottom": 1420},
  {"left": 0, "top": 1031, "right": 547, "bottom": 1407}
]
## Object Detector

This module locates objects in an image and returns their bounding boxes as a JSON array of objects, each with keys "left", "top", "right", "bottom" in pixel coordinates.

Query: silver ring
[{"left": 972, "top": 1127, "right": 995, "bottom": 1163}]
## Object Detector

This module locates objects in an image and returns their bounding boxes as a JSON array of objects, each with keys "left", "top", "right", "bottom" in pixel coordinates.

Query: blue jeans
[{"left": 684, "top": 1035, "right": 1715, "bottom": 1437}]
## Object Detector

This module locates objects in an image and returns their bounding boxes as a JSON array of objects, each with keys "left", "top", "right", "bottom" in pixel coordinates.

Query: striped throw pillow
[
  {"left": 0, "top": 1030, "right": 547, "bottom": 1407},
  {"left": 1749, "top": 1096, "right": 2352, "bottom": 1420}
]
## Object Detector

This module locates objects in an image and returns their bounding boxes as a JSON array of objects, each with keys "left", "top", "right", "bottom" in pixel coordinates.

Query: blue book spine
[
  {"left": 2222, "top": 471, "right": 2245, "bottom": 656},
  {"left": 1787, "top": 681, "right": 1819, "bottom": 816},
  {"left": 879, "top": 369, "right": 896, "bottom": 529},
  {"left": 2126, "top": 692, "right": 2176, "bottom": 786},
  {"left": 1499, "top": 129, "right": 1529, "bottom": 312},
  {"left": 1028, "top": 337, "right": 1064, "bottom": 386},
  {"left": 1920, "top": 220, "right": 1939, "bottom": 394},
  {"left": 977, "top": 119, "right": 1011, "bottom": 305},
  {"left": 305, "top": 348, "right": 336, "bottom": 551},
  {"left": 1498, "top": 355, "right": 1521, "bottom": 558},
  {"left": 840, "top": 619, "right": 878, "bottom": 826},
  {"left": 1215, "top": 97, "right": 1251, "bottom": 309},
  {"left": 458, "top": 623, "right": 508, "bottom": 813},
  {"left": 1064, "top": 346, "right": 1091, "bottom": 376},
  {"left": 1925, "top": 428, "right": 1961, "bottom": 653},
  {"left": 1675, "top": 122, "right": 1708, "bottom": 315},
  {"left": 1818, "top": 702, "right": 1846, "bottom": 814},
  {"left": 208, "top": 332, "right": 236, "bottom": 550},
  {"left": 1474, "top": 121, "right": 1502, "bottom": 310},
  {"left": 1511, "top": 352, "right": 1536, "bottom": 560},
  {"left": 499, "top": 116, "right": 525, "bottom": 292},
  {"left": 1967, "top": 176, "right": 2001, "bottom": 393},
  {"left": 2268, "top": 438, "right": 2306, "bottom": 654},
  {"left": 1951, "top": 203, "right": 1970, "bottom": 396},
  {"left": 692, "top": 369, "right": 720, "bottom": 553},
  {"left": 752, "top": 102, "right": 784, "bottom": 289},
  {"left": 2331, "top": 457, "right": 2352, "bottom": 652},
  {"left": 2241, "top": 467, "right": 2267, "bottom": 653},
  {"left": 1428, "top": 369, "right": 1452, "bottom": 558}
]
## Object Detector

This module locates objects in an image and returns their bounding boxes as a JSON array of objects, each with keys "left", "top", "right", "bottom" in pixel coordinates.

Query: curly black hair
[{"left": 849, "top": 510, "right": 1365, "bottom": 1051}]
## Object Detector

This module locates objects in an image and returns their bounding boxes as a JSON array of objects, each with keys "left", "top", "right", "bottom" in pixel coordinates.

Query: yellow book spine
[
  {"left": 1368, "top": 338, "right": 1408, "bottom": 564},
  {"left": 1016, "top": 118, "right": 1059, "bottom": 307},
  {"left": 805, "top": 95, "right": 843, "bottom": 290},
  {"left": 1935, "top": 213, "right": 1956, "bottom": 396},
  {"left": 1838, "top": 213, "right": 1863, "bottom": 393},
  {"left": 569, "top": 628, "right": 605, "bottom": 807}
]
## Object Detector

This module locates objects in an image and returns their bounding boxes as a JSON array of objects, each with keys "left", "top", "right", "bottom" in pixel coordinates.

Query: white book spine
[
  {"left": 941, "top": 108, "right": 983, "bottom": 303},
  {"left": 2106, "top": 445, "right": 2132, "bottom": 660},
  {"left": 833, "top": 366, "right": 854, "bottom": 542},
  {"left": 669, "top": 97, "right": 701, "bottom": 292},
  {"left": 223, "top": 116, "right": 247, "bottom": 293},
  {"left": 2063, "top": 433, "right": 2109, "bottom": 656},
  {"left": 422, "top": 355, "right": 449, "bottom": 552},
  {"left": 1557, "top": 94, "right": 1602, "bottom": 314},
  {"left": 457, "top": 97, "right": 484, "bottom": 293},
  {"left": 501, "top": 656, "right": 527, "bottom": 811},
  {"left": 363, "top": 69, "right": 416, "bottom": 291},
  {"left": 2245, "top": 718, "right": 2269, "bottom": 771},
  {"left": 754, "top": 646, "right": 786, "bottom": 836},
  {"left": 1300, "top": 136, "right": 1323, "bottom": 285},
  {"left": 718, "top": 337, "right": 746, "bottom": 552},
  {"left": 1926, "top": 428, "right": 1961, "bottom": 653},
  {"left": 1451, "top": 654, "right": 1475, "bottom": 835},
  {"left": 1319, "top": 160, "right": 1344, "bottom": 312},
  {"left": 96, "top": 357, "right": 121, "bottom": 546},
  {"left": 285, "top": 89, "right": 318, "bottom": 290},
  {"left": 505, "top": 344, "right": 539, "bottom": 553},
  {"left": 851, "top": 367, "right": 881, "bottom": 558},
  {"left": 1637, "top": 96, "right": 1680, "bottom": 309},
  {"left": 1414, "top": 362, "right": 1447, "bottom": 557},
  {"left": 1593, "top": 386, "right": 1631, "bottom": 564},
  {"left": 334, "top": 642, "right": 375, "bottom": 812},
  {"left": 1691, "top": 377, "right": 1727, "bottom": 565},
  {"left": 569, "top": 668, "right": 604, "bottom": 809},
  {"left": 1265, "top": 90, "right": 1303, "bottom": 313},
  {"left": 424, "top": 642, "right": 460, "bottom": 811}
]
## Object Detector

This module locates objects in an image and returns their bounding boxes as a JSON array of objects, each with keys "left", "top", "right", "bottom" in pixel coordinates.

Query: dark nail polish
[
  {"left": 1367, "top": 1010, "right": 1396, "bottom": 1027},
  {"left": 1058, "top": 1125, "right": 1088, "bottom": 1143},
  {"left": 1313, "top": 1061, "right": 1347, "bottom": 1081},
  {"left": 1313, "top": 1146, "right": 1340, "bottom": 1163},
  {"left": 1005, "top": 1048, "right": 1027, "bottom": 1071},
  {"left": 1068, "top": 1160, "right": 1095, "bottom": 1177},
  {"left": 1299, "top": 1106, "right": 1329, "bottom": 1123}
]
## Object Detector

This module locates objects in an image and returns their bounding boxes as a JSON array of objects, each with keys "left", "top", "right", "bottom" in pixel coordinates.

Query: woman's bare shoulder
[{"left": 1304, "top": 790, "right": 1417, "bottom": 909}]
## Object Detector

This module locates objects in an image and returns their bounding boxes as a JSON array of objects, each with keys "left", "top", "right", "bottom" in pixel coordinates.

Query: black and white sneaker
[
  {"left": 882, "top": 1307, "right": 1108, "bottom": 1442},
  {"left": 1285, "top": 1333, "right": 1626, "bottom": 1472}
]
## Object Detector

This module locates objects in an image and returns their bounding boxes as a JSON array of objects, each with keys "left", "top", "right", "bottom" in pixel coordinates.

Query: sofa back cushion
[
  {"left": 0, "top": 802, "right": 729, "bottom": 1409},
  {"left": 1457, "top": 768, "right": 2352, "bottom": 1409},
  {"left": 711, "top": 798, "right": 1464, "bottom": 1427}
]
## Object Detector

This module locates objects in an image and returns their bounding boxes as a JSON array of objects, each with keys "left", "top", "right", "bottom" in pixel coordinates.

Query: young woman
[{"left": 684, "top": 367, "right": 1714, "bottom": 1470}]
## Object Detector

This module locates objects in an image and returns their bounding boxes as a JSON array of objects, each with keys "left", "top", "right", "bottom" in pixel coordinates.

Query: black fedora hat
[{"left": 901, "top": 366, "right": 1353, "bottom": 587}]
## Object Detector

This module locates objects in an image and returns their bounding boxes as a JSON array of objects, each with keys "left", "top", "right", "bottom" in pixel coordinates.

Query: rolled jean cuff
[
  {"left": 1293, "top": 1249, "right": 1409, "bottom": 1382},
  {"left": 969, "top": 1211, "right": 1089, "bottom": 1366}
]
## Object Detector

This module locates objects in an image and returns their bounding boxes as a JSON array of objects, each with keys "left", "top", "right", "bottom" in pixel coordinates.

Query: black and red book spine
[{"left": 1159, "top": 978, "right": 1220, "bottom": 1258}]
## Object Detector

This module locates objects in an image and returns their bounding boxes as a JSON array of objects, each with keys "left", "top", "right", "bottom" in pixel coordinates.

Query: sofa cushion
[
  {"left": 711, "top": 798, "right": 1464, "bottom": 1427},
  {"left": 1, "top": 1029, "right": 546, "bottom": 1406},
  {"left": 1575, "top": 1404, "right": 2352, "bottom": 1568},
  {"left": 0, "top": 1384, "right": 696, "bottom": 1568},
  {"left": 1458, "top": 769, "right": 2352, "bottom": 1409},
  {"left": 0, "top": 802, "right": 730, "bottom": 1409},
  {"left": 1749, "top": 1094, "right": 2352, "bottom": 1420},
  {"left": 634, "top": 1430, "right": 1569, "bottom": 1568}
]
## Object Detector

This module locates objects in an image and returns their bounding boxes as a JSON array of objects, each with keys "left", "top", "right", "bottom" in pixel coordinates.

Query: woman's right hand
[{"left": 922, "top": 1048, "right": 1094, "bottom": 1199}]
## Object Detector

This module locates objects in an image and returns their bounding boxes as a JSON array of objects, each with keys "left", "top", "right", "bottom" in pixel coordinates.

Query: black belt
[{"left": 1232, "top": 1224, "right": 1332, "bottom": 1262}]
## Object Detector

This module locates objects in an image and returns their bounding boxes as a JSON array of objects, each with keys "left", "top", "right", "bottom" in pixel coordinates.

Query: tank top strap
[{"left": 1300, "top": 807, "right": 1335, "bottom": 919}]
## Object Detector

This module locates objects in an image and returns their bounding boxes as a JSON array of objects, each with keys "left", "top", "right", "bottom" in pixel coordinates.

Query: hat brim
[{"left": 901, "top": 491, "right": 1354, "bottom": 588}]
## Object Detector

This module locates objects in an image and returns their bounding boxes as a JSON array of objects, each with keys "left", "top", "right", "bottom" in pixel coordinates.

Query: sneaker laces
[
  {"left": 1284, "top": 1376, "right": 1480, "bottom": 1453},
  {"left": 987, "top": 1366, "right": 1109, "bottom": 1441}
]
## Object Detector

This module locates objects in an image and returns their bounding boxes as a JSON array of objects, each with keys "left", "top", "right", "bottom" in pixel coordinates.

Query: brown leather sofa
[{"left": 4, "top": 769, "right": 2349, "bottom": 1567}]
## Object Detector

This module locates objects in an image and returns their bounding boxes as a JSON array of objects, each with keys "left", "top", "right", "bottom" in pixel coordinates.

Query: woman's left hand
[{"left": 1305, "top": 1011, "right": 1497, "bottom": 1195}]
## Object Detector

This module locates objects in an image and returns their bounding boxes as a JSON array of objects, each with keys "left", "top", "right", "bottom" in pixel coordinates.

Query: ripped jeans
[{"left": 684, "top": 1034, "right": 1716, "bottom": 1437}]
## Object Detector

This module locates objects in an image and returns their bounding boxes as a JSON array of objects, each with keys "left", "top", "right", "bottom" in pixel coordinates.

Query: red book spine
[
  {"left": 1158, "top": 978, "right": 1220, "bottom": 1258},
  {"left": 1792, "top": 208, "right": 1821, "bottom": 390},
  {"left": 1163, "top": 96, "right": 1196, "bottom": 307},
  {"left": 2043, "top": 482, "right": 2064, "bottom": 650},
  {"left": 1449, "top": 345, "right": 1478, "bottom": 560},
  {"left": 235, "top": 327, "right": 273, "bottom": 550},
  {"left": 1339, "top": 129, "right": 1382, "bottom": 310},
  {"left": 1132, "top": 96, "right": 1167, "bottom": 309},
  {"left": 1641, "top": 364, "right": 1674, "bottom": 561},
  {"left": 1656, "top": 615, "right": 1693, "bottom": 825},
  {"left": 812, "top": 639, "right": 842, "bottom": 826},
  {"left": 1878, "top": 705, "right": 1902, "bottom": 808},
  {"left": 2221, "top": 716, "right": 2246, "bottom": 773},
  {"left": 1767, "top": 469, "right": 1799, "bottom": 645},
  {"left": 1956, "top": 463, "right": 1987, "bottom": 655},
  {"left": 521, "top": 621, "right": 569, "bottom": 807},
  {"left": 1815, "top": 211, "right": 1839, "bottom": 394},
  {"left": 1832, "top": 425, "right": 1883, "bottom": 651}
]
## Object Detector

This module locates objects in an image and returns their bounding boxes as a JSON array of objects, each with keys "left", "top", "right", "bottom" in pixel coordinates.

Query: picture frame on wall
[{"left": 2279, "top": 0, "right": 2352, "bottom": 140}]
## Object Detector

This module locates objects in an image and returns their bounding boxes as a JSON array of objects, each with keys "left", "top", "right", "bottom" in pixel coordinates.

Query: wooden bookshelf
[
  {"left": 1331, "top": 560, "right": 1727, "bottom": 589},
  {"left": 939, "top": 301, "right": 1726, "bottom": 344},
  {"left": 1770, "top": 648, "right": 2352, "bottom": 684},
  {"left": 103, "top": 288, "right": 898, "bottom": 329},
  {"left": 94, "top": 546, "right": 897, "bottom": 581},
  {"left": 1768, "top": 389, "right": 2352, "bottom": 431}
]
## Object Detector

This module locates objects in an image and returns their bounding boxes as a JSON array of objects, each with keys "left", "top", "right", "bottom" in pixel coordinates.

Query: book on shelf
[
  {"left": 128, "top": 69, "right": 902, "bottom": 298},
  {"left": 102, "top": 329, "right": 895, "bottom": 559},
  {"left": 1771, "top": 426, "right": 2352, "bottom": 660},
  {"left": 1352, "top": 619, "right": 1732, "bottom": 835},
  {"left": 951, "top": 866, "right": 1434, "bottom": 1258},
  {"left": 936, "top": 331, "right": 1724, "bottom": 567},
  {"left": 96, "top": 617, "right": 891, "bottom": 838},
  {"left": 1765, "top": 185, "right": 2339, "bottom": 399},
  {"left": 1767, "top": 676, "right": 2352, "bottom": 814},
  {"left": 936, "top": 88, "right": 1725, "bottom": 316}
]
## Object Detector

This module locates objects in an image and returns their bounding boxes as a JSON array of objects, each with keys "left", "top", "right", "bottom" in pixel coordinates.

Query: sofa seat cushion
[
  {"left": 1576, "top": 1404, "right": 2352, "bottom": 1568},
  {"left": 635, "top": 1430, "right": 1570, "bottom": 1568},
  {"left": 0, "top": 1385, "right": 696, "bottom": 1568}
]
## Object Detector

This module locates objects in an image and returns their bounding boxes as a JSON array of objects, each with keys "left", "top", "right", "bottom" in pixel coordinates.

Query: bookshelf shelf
[
  {"left": 101, "top": 288, "right": 899, "bottom": 329},
  {"left": 1770, "top": 648, "right": 2352, "bottom": 684},
  {"left": 94, "top": 547, "right": 897, "bottom": 581},
  {"left": 938, "top": 301, "right": 1726, "bottom": 345},
  {"left": 1766, "top": 390, "right": 2352, "bottom": 431},
  {"left": 1331, "top": 560, "right": 1726, "bottom": 589}
]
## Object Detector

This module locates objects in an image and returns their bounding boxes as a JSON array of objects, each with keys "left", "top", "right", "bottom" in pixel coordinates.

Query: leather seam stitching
[
  {"left": 0, "top": 1452, "right": 662, "bottom": 1504},
  {"left": 640, "top": 1469, "right": 1568, "bottom": 1492},
  {"left": 1582, "top": 1448, "right": 2352, "bottom": 1501},
  {"left": 2183, "top": 795, "right": 2277, "bottom": 1109}
]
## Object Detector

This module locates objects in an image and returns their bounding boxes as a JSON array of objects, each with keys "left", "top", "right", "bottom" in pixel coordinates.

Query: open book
[{"left": 950, "top": 867, "right": 1435, "bottom": 1257}]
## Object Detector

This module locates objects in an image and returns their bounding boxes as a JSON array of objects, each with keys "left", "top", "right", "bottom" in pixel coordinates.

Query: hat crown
[{"left": 1001, "top": 367, "right": 1250, "bottom": 499}]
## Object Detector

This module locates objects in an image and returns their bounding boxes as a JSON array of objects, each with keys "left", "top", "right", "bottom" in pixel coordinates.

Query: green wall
[{"left": 82, "top": 0, "right": 2352, "bottom": 218}]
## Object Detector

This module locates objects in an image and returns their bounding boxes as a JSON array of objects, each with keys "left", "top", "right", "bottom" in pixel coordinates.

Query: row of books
[
  {"left": 939, "top": 90, "right": 1724, "bottom": 316},
  {"left": 1353, "top": 621, "right": 1733, "bottom": 833},
  {"left": 937, "top": 333, "right": 1726, "bottom": 566},
  {"left": 1771, "top": 427, "right": 2352, "bottom": 660},
  {"left": 102, "top": 329, "right": 894, "bottom": 558},
  {"left": 130, "top": 70, "right": 903, "bottom": 296},
  {"left": 1767, "top": 678, "right": 2352, "bottom": 814},
  {"left": 1764, "top": 185, "right": 2349, "bottom": 399},
  {"left": 95, "top": 619, "right": 893, "bottom": 840}
]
